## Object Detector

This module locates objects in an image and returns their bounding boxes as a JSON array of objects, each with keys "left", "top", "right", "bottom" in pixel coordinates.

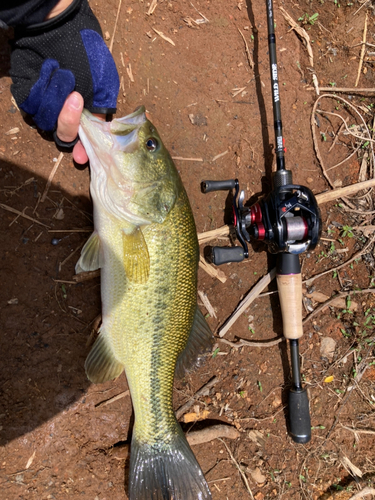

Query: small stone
[
  {"left": 320, "top": 337, "right": 337, "bottom": 361},
  {"left": 250, "top": 467, "right": 267, "bottom": 484}
]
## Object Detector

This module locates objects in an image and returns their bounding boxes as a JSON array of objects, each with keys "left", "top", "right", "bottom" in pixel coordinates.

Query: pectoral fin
[
  {"left": 85, "top": 327, "right": 124, "bottom": 383},
  {"left": 175, "top": 306, "right": 214, "bottom": 379},
  {"left": 75, "top": 230, "right": 102, "bottom": 273},
  {"left": 122, "top": 227, "right": 150, "bottom": 284}
]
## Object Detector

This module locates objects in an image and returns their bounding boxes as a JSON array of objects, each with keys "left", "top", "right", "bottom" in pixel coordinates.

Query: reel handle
[
  {"left": 201, "top": 179, "right": 236, "bottom": 193},
  {"left": 211, "top": 246, "right": 245, "bottom": 266}
]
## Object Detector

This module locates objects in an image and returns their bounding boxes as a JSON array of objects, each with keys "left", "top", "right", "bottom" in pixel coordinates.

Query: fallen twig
[
  {"left": 40, "top": 152, "right": 64, "bottom": 203},
  {"left": 353, "top": 0, "right": 370, "bottom": 16},
  {"left": 217, "top": 438, "right": 254, "bottom": 499},
  {"left": 190, "top": 2, "right": 209, "bottom": 23},
  {"left": 348, "top": 488, "right": 375, "bottom": 500},
  {"left": 172, "top": 156, "right": 203, "bottom": 162},
  {"left": 311, "top": 94, "right": 375, "bottom": 190},
  {"left": 95, "top": 390, "right": 129, "bottom": 408},
  {"left": 303, "top": 288, "right": 375, "bottom": 325},
  {"left": 73, "top": 270, "right": 101, "bottom": 282},
  {"left": 0, "top": 203, "right": 50, "bottom": 228},
  {"left": 126, "top": 63, "right": 134, "bottom": 83},
  {"left": 198, "top": 225, "right": 231, "bottom": 244},
  {"left": 220, "top": 337, "right": 284, "bottom": 349},
  {"left": 340, "top": 424, "right": 375, "bottom": 437},
  {"left": 198, "top": 290, "right": 216, "bottom": 318},
  {"left": 176, "top": 376, "right": 219, "bottom": 420},
  {"left": 212, "top": 150, "right": 228, "bottom": 162},
  {"left": 109, "top": 0, "right": 122, "bottom": 53},
  {"left": 315, "top": 178, "right": 375, "bottom": 204},
  {"left": 187, "top": 425, "right": 240, "bottom": 446},
  {"left": 238, "top": 28, "right": 254, "bottom": 69},
  {"left": 199, "top": 255, "right": 227, "bottom": 283},
  {"left": 147, "top": 0, "right": 157, "bottom": 16},
  {"left": 48, "top": 229, "right": 92, "bottom": 233},
  {"left": 59, "top": 242, "right": 84, "bottom": 272},
  {"left": 279, "top": 7, "right": 319, "bottom": 95},
  {"left": 218, "top": 268, "right": 276, "bottom": 337},
  {"left": 316, "top": 86, "right": 375, "bottom": 93},
  {"left": 355, "top": 12, "right": 368, "bottom": 87},
  {"left": 304, "top": 233, "right": 375, "bottom": 286},
  {"left": 152, "top": 28, "right": 175, "bottom": 46}
]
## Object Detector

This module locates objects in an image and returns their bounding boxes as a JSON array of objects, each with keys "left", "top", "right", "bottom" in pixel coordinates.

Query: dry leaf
[
  {"left": 5, "top": 127, "right": 20, "bottom": 135},
  {"left": 307, "top": 291, "right": 358, "bottom": 311},
  {"left": 183, "top": 409, "right": 210, "bottom": 423},
  {"left": 248, "top": 430, "right": 266, "bottom": 447},
  {"left": 54, "top": 208, "right": 65, "bottom": 220},
  {"left": 341, "top": 455, "right": 363, "bottom": 478},
  {"left": 249, "top": 467, "right": 267, "bottom": 484},
  {"left": 254, "top": 492, "right": 265, "bottom": 500}
]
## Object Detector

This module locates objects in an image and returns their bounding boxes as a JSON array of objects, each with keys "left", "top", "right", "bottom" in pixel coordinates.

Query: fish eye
[{"left": 146, "top": 137, "right": 158, "bottom": 151}]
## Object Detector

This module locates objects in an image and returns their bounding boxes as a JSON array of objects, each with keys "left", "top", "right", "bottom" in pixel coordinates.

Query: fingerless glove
[{"left": 9, "top": 0, "right": 119, "bottom": 132}]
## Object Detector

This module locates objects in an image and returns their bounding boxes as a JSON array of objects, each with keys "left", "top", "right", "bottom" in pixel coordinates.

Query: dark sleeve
[{"left": 0, "top": 0, "right": 61, "bottom": 28}]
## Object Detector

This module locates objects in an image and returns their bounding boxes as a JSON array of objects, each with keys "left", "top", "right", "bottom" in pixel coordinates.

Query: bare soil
[{"left": 1, "top": 1, "right": 375, "bottom": 499}]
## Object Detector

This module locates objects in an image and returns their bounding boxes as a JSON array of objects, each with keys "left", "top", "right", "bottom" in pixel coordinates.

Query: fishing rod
[{"left": 201, "top": 0, "right": 321, "bottom": 444}]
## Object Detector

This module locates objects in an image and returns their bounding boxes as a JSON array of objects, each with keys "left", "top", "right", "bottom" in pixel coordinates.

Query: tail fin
[{"left": 129, "top": 430, "right": 212, "bottom": 500}]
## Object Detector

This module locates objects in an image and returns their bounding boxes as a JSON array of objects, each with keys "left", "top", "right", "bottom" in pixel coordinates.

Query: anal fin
[
  {"left": 175, "top": 306, "right": 214, "bottom": 379},
  {"left": 85, "top": 328, "right": 124, "bottom": 384},
  {"left": 76, "top": 230, "right": 102, "bottom": 273}
]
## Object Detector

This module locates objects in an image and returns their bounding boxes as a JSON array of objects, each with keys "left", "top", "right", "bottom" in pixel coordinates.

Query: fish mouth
[{"left": 79, "top": 106, "right": 147, "bottom": 158}]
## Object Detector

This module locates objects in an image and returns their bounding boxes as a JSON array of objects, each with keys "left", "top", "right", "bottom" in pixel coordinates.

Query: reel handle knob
[
  {"left": 201, "top": 179, "right": 237, "bottom": 193},
  {"left": 211, "top": 246, "right": 245, "bottom": 265}
]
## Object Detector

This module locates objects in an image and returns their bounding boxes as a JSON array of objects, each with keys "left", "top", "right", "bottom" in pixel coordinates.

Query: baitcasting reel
[{"left": 201, "top": 172, "right": 321, "bottom": 266}]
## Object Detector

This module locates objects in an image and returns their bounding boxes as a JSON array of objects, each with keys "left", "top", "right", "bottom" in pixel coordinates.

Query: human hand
[
  {"left": 56, "top": 91, "right": 105, "bottom": 165},
  {"left": 9, "top": 0, "right": 119, "bottom": 156}
]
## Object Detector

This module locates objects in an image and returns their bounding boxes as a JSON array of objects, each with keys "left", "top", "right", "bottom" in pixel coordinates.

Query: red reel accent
[
  {"left": 257, "top": 222, "right": 266, "bottom": 240},
  {"left": 250, "top": 203, "right": 263, "bottom": 224}
]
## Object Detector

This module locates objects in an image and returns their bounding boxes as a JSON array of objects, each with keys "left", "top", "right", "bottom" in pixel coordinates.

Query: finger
[
  {"left": 56, "top": 91, "right": 83, "bottom": 143},
  {"left": 73, "top": 112, "right": 106, "bottom": 164},
  {"left": 72, "top": 140, "right": 88, "bottom": 164}
]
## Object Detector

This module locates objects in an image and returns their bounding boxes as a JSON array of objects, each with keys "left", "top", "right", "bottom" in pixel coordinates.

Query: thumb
[{"left": 56, "top": 91, "right": 84, "bottom": 143}]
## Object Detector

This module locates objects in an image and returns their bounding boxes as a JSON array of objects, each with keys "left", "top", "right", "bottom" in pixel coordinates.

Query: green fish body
[{"left": 77, "top": 107, "right": 213, "bottom": 500}]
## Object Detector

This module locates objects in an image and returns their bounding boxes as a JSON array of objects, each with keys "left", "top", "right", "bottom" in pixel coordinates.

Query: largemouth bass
[{"left": 77, "top": 106, "right": 213, "bottom": 500}]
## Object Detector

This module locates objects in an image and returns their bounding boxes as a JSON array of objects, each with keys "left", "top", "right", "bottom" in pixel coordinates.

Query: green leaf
[{"left": 212, "top": 347, "right": 220, "bottom": 358}]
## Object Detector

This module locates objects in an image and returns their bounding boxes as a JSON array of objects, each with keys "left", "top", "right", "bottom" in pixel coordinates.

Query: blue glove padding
[{"left": 10, "top": 0, "right": 119, "bottom": 132}]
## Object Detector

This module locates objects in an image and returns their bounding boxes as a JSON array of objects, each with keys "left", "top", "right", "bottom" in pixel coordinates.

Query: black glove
[{"left": 9, "top": 0, "right": 119, "bottom": 139}]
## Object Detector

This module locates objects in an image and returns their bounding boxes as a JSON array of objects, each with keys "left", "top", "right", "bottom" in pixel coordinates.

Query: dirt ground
[{"left": 1, "top": 1, "right": 375, "bottom": 499}]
